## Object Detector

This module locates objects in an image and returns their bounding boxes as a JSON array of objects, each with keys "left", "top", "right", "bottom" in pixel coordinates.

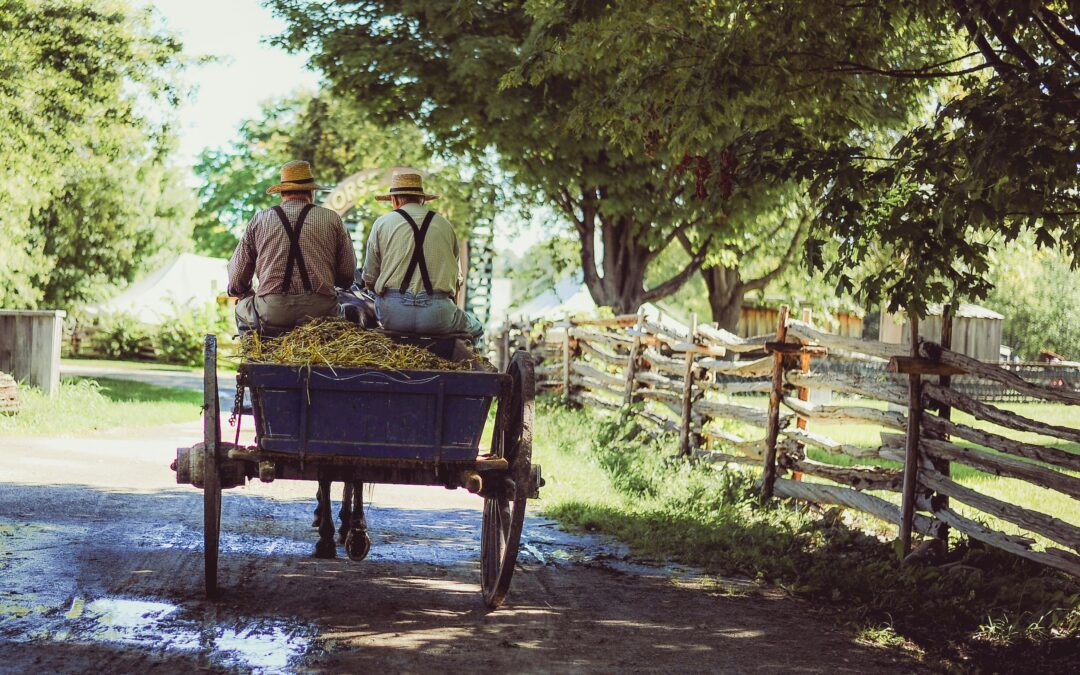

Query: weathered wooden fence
[{"left": 495, "top": 307, "right": 1080, "bottom": 577}]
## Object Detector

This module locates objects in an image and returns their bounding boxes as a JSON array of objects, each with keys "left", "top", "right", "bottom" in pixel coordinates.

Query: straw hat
[
  {"left": 266, "top": 160, "right": 331, "bottom": 195},
  {"left": 375, "top": 171, "right": 439, "bottom": 201}
]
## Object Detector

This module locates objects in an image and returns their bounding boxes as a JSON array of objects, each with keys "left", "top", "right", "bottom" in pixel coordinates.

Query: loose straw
[{"left": 237, "top": 317, "right": 478, "bottom": 372}]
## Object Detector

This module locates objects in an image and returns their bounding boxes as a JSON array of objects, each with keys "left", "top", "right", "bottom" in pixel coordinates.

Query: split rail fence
[{"left": 495, "top": 308, "right": 1080, "bottom": 577}]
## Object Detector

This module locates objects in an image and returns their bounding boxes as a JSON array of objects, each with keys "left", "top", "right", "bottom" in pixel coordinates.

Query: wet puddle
[{"left": 10, "top": 596, "right": 317, "bottom": 673}]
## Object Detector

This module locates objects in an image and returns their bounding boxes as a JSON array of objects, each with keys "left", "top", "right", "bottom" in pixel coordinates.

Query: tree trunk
[
  {"left": 703, "top": 265, "right": 745, "bottom": 332},
  {"left": 574, "top": 206, "right": 705, "bottom": 315}
]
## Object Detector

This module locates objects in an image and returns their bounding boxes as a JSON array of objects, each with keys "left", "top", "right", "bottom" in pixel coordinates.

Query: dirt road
[{"left": 0, "top": 420, "right": 919, "bottom": 673}]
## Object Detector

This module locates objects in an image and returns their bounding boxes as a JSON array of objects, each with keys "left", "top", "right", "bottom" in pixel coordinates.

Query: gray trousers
[
  {"left": 235, "top": 293, "right": 339, "bottom": 333},
  {"left": 375, "top": 290, "right": 483, "bottom": 339}
]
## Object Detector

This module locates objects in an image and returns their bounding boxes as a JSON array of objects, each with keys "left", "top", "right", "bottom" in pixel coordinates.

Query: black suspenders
[
  {"left": 272, "top": 204, "right": 315, "bottom": 293},
  {"left": 395, "top": 208, "right": 437, "bottom": 295}
]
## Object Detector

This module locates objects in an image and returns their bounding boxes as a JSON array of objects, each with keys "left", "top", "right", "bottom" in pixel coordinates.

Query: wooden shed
[
  {"left": 738, "top": 305, "right": 863, "bottom": 339},
  {"left": 0, "top": 309, "right": 66, "bottom": 396},
  {"left": 879, "top": 303, "right": 1004, "bottom": 363}
]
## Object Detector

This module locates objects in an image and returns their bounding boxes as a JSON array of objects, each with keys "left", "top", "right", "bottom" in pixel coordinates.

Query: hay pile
[{"left": 240, "top": 317, "right": 474, "bottom": 371}]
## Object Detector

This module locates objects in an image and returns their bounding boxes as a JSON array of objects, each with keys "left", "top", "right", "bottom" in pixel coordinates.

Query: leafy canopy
[
  {"left": 269, "top": 0, "right": 755, "bottom": 313},
  {"left": 0, "top": 0, "right": 193, "bottom": 309},
  {"left": 193, "top": 91, "right": 501, "bottom": 259}
]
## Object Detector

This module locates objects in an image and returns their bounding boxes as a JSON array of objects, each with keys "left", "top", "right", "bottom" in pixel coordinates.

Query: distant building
[{"left": 880, "top": 303, "right": 1004, "bottom": 363}]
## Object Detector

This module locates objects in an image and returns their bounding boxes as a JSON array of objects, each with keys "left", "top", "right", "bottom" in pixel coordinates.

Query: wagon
[{"left": 173, "top": 334, "right": 540, "bottom": 609}]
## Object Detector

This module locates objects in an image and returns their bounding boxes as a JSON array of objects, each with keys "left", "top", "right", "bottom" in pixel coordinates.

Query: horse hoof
[
  {"left": 313, "top": 539, "right": 337, "bottom": 559},
  {"left": 345, "top": 530, "right": 372, "bottom": 562}
]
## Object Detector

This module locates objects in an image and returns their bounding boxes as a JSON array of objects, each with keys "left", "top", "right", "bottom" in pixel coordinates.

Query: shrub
[
  {"left": 92, "top": 312, "right": 151, "bottom": 360},
  {"left": 153, "top": 303, "right": 234, "bottom": 366}
]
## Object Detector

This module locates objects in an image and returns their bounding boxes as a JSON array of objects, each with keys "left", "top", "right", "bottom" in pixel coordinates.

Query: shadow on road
[{"left": 0, "top": 483, "right": 917, "bottom": 673}]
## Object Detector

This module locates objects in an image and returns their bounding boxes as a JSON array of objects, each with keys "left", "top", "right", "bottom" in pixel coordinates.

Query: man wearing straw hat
[
  {"left": 361, "top": 171, "right": 482, "bottom": 339},
  {"left": 228, "top": 160, "right": 357, "bottom": 333}
]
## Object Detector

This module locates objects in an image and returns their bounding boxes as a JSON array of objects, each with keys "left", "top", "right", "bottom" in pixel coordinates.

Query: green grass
[
  {"left": 62, "top": 357, "right": 237, "bottom": 375},
  {"left": 62, "top": 357, "right": 201, "bottom": 373},
  {"left": 710, "top": 395, "right": 1080, "bottom": 546},
  {"left": 0, "top": 377, "right": 202, "bottom": 436},
  {"left": 531, "top": 398, "right": 1080, "bottom": 671}
]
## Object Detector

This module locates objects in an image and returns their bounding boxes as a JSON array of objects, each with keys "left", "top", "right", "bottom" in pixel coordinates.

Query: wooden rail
[{"left": 496, "top": 307, "right": 1080, "bottom": 578}]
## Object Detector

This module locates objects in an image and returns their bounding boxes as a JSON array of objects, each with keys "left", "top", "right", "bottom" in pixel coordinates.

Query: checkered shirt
[{"left": 227, "top": 200, "right": 357, "bottom": 297}]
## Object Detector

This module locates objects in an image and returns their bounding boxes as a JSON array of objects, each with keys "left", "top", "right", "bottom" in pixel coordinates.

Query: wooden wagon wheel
[
  {"left": 481, "top": 350, "right": 534, "bottom": 609},
  {"left": 203, "top": 334, "right": 222, "bottom": 597}
]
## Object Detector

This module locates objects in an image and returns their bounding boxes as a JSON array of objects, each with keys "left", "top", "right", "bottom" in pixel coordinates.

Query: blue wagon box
[{"left": 241, "top": 363, "right": 508, "bottom": 462}]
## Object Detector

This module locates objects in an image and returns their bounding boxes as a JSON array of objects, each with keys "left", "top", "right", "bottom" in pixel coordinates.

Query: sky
[{"left": 149, "top": 0, "right": 318, "bottom": 171}]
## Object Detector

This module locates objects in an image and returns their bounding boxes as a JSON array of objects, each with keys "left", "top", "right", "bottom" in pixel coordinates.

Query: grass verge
[
  {"left": 531, "top": 398, "right": 1080, "bottom": 672},
  {"left": 0, "top": 377, "right": 202, "bottom": 436}
]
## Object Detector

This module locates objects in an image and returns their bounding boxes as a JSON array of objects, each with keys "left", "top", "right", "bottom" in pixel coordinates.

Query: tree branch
[
  {"left": 1032, "top": 13, "right": 1080, "bottom": 69},
  {"left": 556, "top": 187, "right": 583, "bottom": 228},
  {"left": 577, "top": 183, "right": 604, "bottom": 299},
  {"left": 951, "top": 0, "right": 1018, "bottom": 78},
  {"left": 828, "top": 60, "right": 994, "bottom": 79},
  {"left": 1035, "top": 6, "right": 1080, "bottom": 55},
  {"left": 741, "top": 216, "right": 791, "bottom": 259},
  {"left": 966, "top": 1, "right": 1040, "bottom": 71},
  {"left": 741, "top": 216, "right": 809, "bottom": 293},
  {"left": 645, "top": 218, "right": 701, "bottom": 264},
  {"left": 641, "top": 235, "right": 714, "bottom": 303}
]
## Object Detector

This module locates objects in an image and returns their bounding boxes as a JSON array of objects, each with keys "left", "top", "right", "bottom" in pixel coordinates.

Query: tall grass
[
  {"left": 0, "top": 377, "right": 202, "bottom": 436},
  {"left": 531, "top": 398, "right": 1080, "bottom": 670}
]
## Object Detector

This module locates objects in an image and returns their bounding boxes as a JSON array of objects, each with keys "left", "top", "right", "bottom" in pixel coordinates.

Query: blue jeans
[{"left": 375, "top": 290, "right": 483, "bottom": 339}]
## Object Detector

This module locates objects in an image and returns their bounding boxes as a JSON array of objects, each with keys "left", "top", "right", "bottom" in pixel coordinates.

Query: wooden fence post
[
  {"left": 899, "top": 313, "right": 923, "bottom": 555},
  {"left": 562, "top": 323, "right": 572, "bottom": 403},
  {"left": 761, "top": 305, "right": 791, "bottom": 502},
  {"left": 792, "top": 308, "right": 813, "bottom": 481},
  {"left": 624, "top": 311, "right": 644, "bottom": 405},
  {"left": 679, "top": 313, "right": 699, "bottom": 457},
  {"left": 932, "top": 302, "right": 955, "bottom": 545}
]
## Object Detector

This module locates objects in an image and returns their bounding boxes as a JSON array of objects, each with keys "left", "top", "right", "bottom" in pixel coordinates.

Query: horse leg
[
  {"left": 345, "top": 480, "right": 371, "bottom": 561},
  {"left": 313, "top": 478, "right": 336, "bottom": 558},
  {"left": 338, "top": 482, "right": 353, "bottom": 544},
  {"left": 312, "top": 486, "right": 322, "bottom": 528}
]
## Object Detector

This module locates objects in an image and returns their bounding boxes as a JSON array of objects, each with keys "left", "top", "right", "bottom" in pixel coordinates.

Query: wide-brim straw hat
[
  {"left": 266, "top": 160, "right": 331, "bottom": 194},
  {"left": 375, "top": 171, "right": 439, "bottom": 201}
]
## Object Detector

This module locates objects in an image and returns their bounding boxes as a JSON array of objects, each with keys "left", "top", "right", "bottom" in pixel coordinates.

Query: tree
[
  {"left": 193, "top": 91, "right": 500, "bottom": 259},
  {"left": 270, "top": 0, "right": 722, "bottom": 314},
  {"left": 738, "top": 3, "right": 1080, "bottom": 315},
  {"left": 505, "top": 0, "right": 955, "bottom": 323},
  {"left": 986, "top": 233, "right": 1080, "bottom": 360},
  {"left": 0, "top": 0, "right": 192, "bottom": 309},
  {"left": 578, "top": 2, "right": 1080, "bottom": 320}
]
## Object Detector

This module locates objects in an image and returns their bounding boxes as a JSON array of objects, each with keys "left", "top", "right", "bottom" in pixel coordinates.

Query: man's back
[
  {"left": 362, "top": 203, "right": 460, "bottom": 296},
  {"left": 229, "top": 200, "right": 355, "bottom": 297}
]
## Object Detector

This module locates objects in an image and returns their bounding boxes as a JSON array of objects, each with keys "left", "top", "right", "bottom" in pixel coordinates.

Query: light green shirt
[{"left": 362, "top": 203, "right": 462, "bottom": 295}]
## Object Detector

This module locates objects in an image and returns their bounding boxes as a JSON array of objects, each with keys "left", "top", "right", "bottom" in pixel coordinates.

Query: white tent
[
  {"left": 510, "top": 276, "right": 691, "bottom": 333},
  {"left": 89, "top": 253, "right": 229, "bottom": 323},
  {"left": 511, "top": 275, "right": 597, "bottom": 320}
]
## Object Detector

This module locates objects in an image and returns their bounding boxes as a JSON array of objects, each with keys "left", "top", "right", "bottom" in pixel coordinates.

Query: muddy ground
[{"left": 0, "top": 419, "right": 921, "bottom": 674}]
